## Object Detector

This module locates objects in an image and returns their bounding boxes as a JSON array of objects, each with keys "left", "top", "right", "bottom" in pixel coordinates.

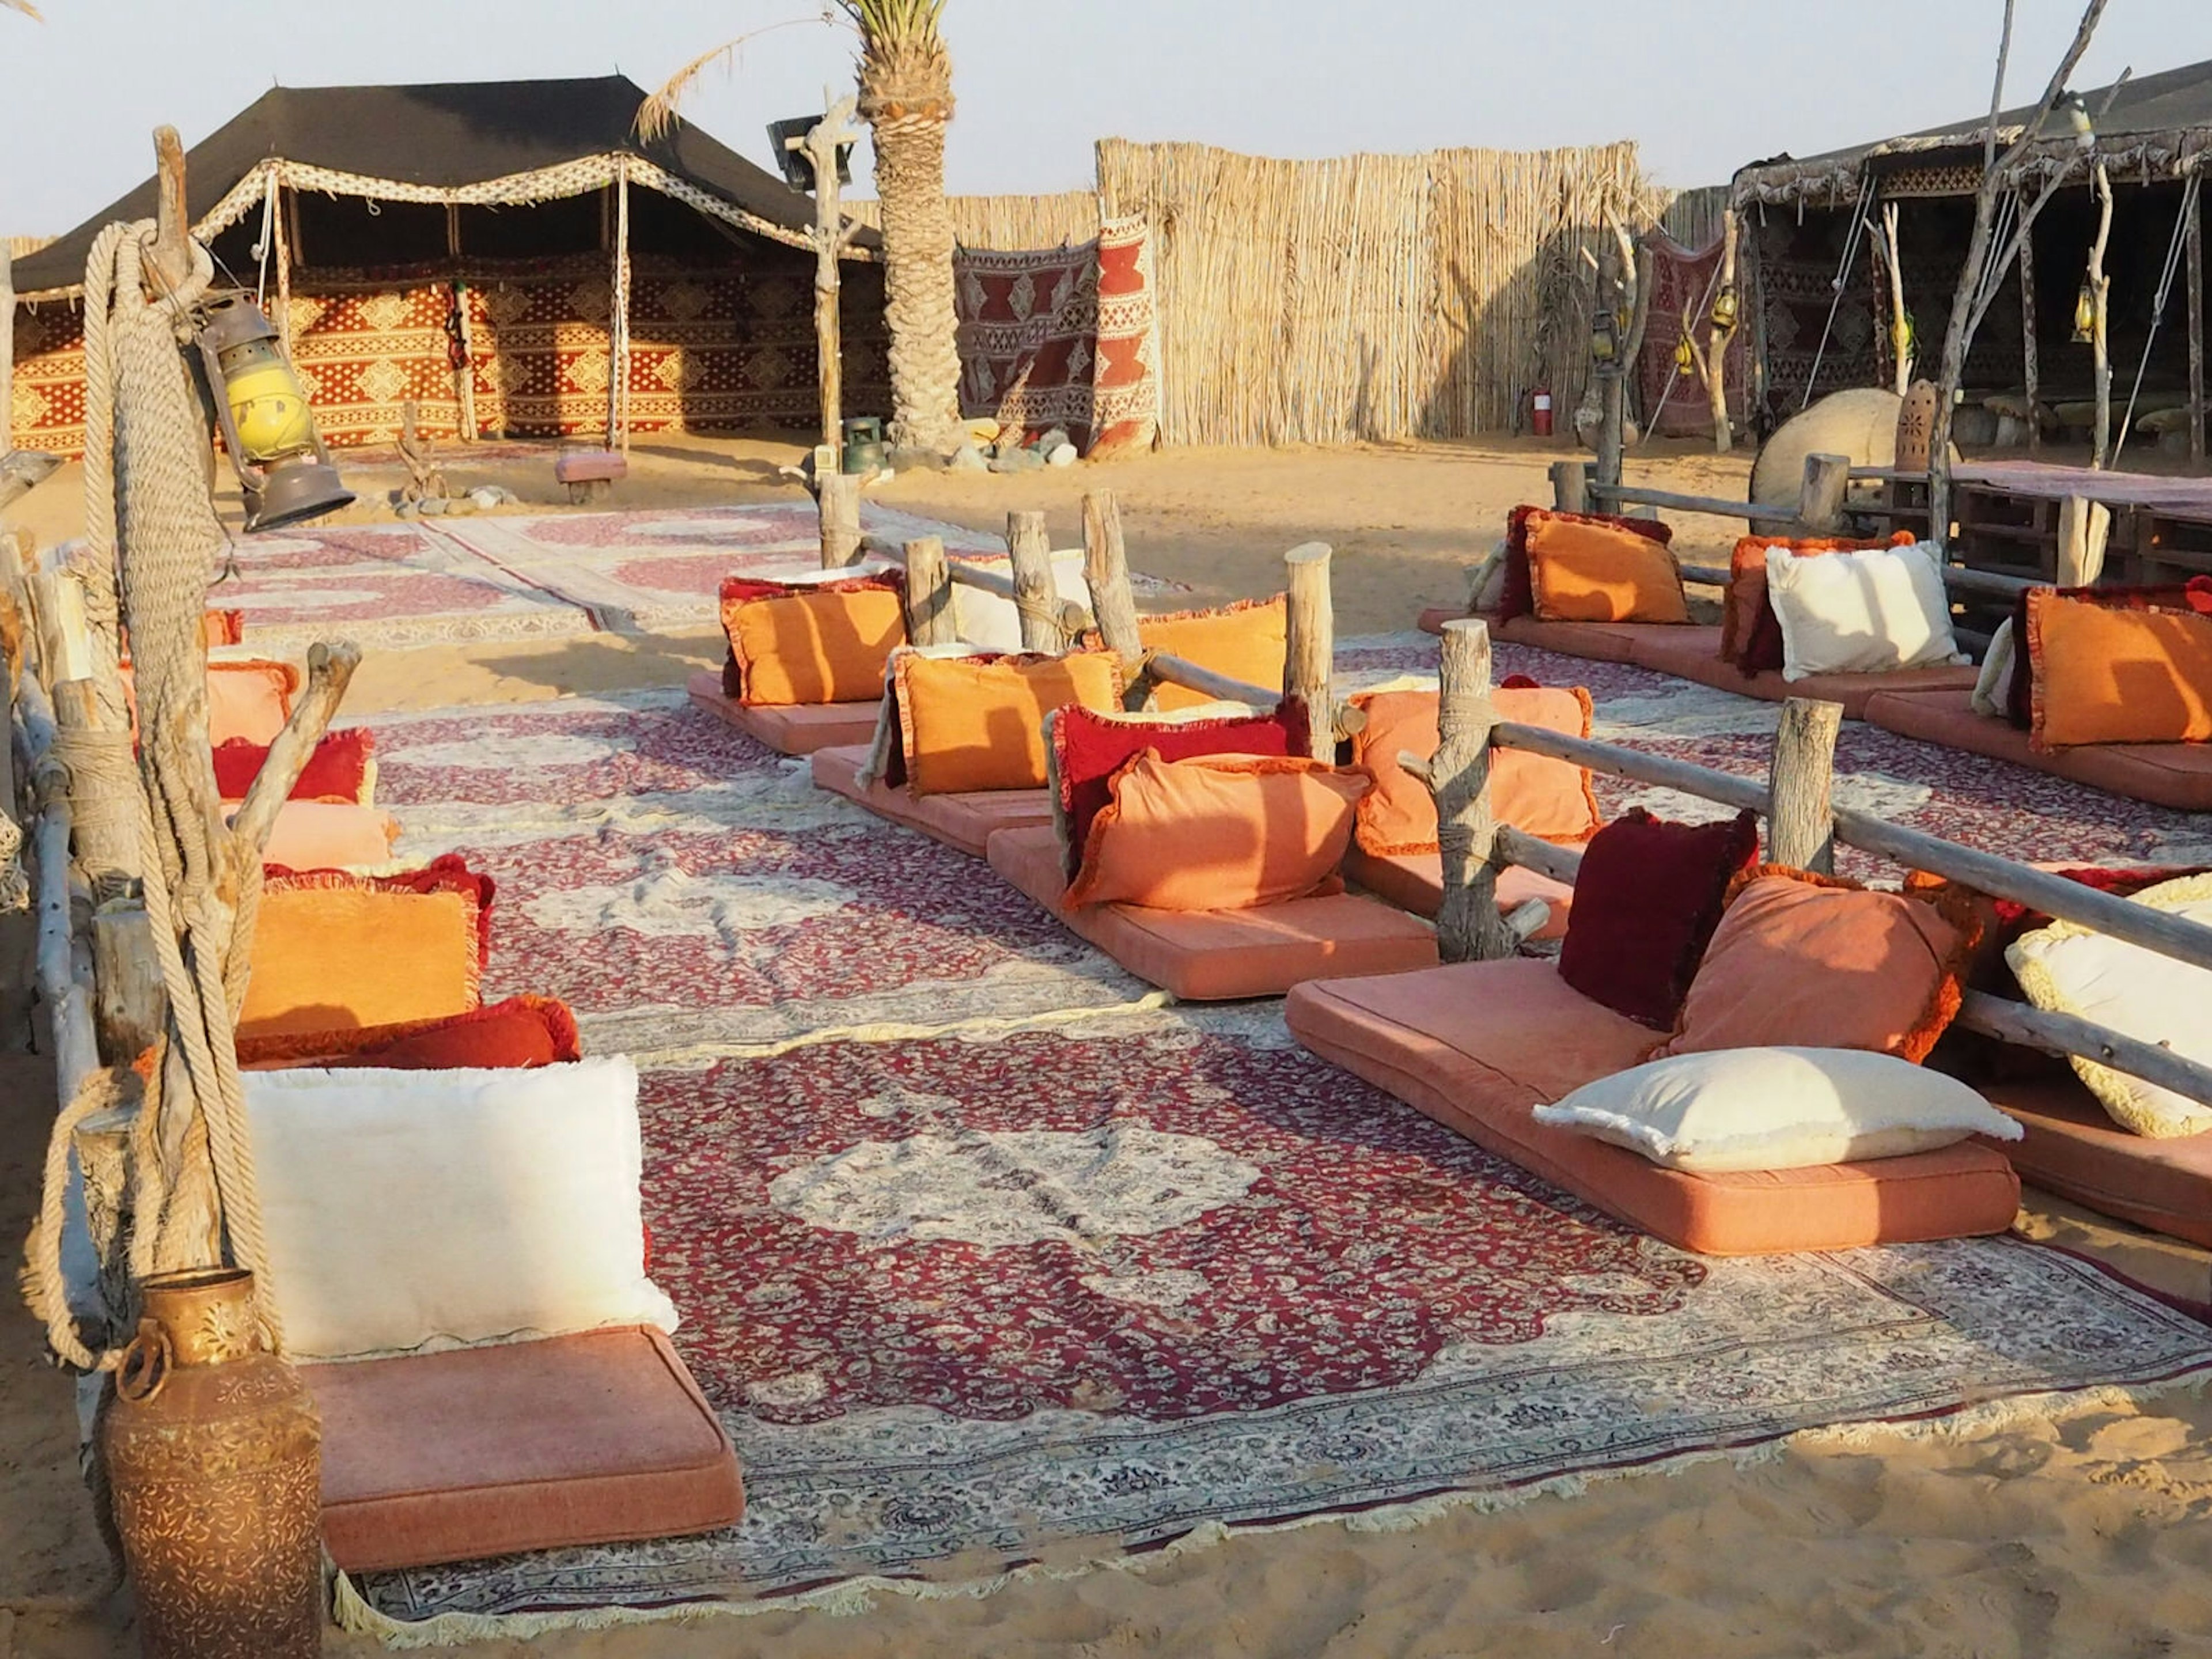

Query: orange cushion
[
  {"left": 1349, "top": 686, "right": 1599, "bottom": 855},
  {"left": 1656, "top": 868, "right": 1972, "bottom": 1064},
  {"left": 2026, "top": 589, "right": 2212, "bottom": 749},
  {"left": 1137, "top": 597, "right": 1289, "bottom": 711},
  {"left": 894, "top": 651, "right": 1122, "bottom": 796},
  {"left": 242, "top": 872, "right": 484, "bottom": 1039},
  {"left": 1525, "top": 516, "right": 1691, "bottom": 625},
  {"left": 251, "top": 801, "right": 400, "bottom": 873},
  {"left": 119, "top": 658, "right": 301, "bottom": 747},
  {"left": 719, "top": 582, "right": 906, "bottom": 706},
  {"left": 1067, "top": 753, "right": 1369, "bottom": 910}
]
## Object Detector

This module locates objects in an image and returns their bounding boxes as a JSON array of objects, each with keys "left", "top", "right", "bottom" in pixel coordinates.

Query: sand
[{"left": 6, "top": 435, "right": 2212, "bottom": 1657}]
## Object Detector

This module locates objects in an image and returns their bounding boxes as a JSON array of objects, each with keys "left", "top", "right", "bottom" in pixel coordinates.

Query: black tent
[
  {"left": 1729, "top": 58, "right": 2210, "bottom": 454},
  {"left": 9, "top": 76, "right": 887, "bottom": 453}
]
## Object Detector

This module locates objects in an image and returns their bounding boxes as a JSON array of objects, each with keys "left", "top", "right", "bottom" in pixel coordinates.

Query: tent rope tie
[{"left": 19, "top": 1069, "right": 141, "bottom": 1374}]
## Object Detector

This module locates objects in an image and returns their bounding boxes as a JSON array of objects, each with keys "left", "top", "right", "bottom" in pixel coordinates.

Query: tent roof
[
  {"left": 1736, "top": 55, "right": 2212, "bottom": 201},
  {"left": 14, "top": 74, "right": 853, "bottom": 296}
]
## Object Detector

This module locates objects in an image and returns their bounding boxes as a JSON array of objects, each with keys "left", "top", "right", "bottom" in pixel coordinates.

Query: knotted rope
[{"left": 21, "top": 219, "right": 288, "bottom": 1366}]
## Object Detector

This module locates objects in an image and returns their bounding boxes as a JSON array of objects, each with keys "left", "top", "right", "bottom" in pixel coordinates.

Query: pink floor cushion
[
  {"left": 685, "top": 671, "right": 881, "bottom": 756},
  {"left": 1416, "top": 607, "right": 1459, "bottom": 637},
  {"left": 810, "top": 743, "right": 1054, "bottom": 858},
  {"left": 306, "top": 1325, "right": 743, "bottom": 1573},
  {"left": 1620, "top": 628, "right": 1978, "bottom": 719},
  {"left": 1489, "top": 613, "right": 1666, "bottom": 665},
  {"left": 990, "top": 823, "right": 1438, "bottom": 1000},
  {"left": 1984, "top": 1074, "right": 2212, "bottom": 1249},
  {"left": 1341, "top": 845, "right": 1573, "bottom": 940},
  {"left": 1863, "top": 688, "right": 2212, "bottom": 813},
  {"left": 1285, "top": 958, "right": 2022, "bottom": 1255}
]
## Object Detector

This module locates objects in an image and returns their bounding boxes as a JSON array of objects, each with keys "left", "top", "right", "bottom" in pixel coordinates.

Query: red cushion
[
  {"left": 1556, "top": 808, "right": 1760, "bottom": 1028},
  {"left": 263, "top": 854, "right": 497, "bottom": 970},
  {"left": 2005, "top": 577, "right": 2212, "bottom": 729},
  {"left": 1052, "top": 702, "right": 1308, "bottom": 878},
  {"left": 236, "top": 995, "right": 581, "bottom": 1071},
  {"left": 717, "top": 572, "right": 905, "bottom": 699},
  {"left": 214, "top": 729, "right": 376, "bottom": 804},
  {"left": 1499, "top": 505, "right": 1673, "bottom": 623}
]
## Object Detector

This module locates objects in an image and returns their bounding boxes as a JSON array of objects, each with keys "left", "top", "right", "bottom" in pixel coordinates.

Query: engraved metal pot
[{"left": 100, "top": 1267, "right": 323, "bottom": 1657}]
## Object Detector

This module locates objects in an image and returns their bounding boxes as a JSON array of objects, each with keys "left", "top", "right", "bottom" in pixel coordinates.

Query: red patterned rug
[{"left": 340, "top": 664, "right": 2212, "bottom": 1633}]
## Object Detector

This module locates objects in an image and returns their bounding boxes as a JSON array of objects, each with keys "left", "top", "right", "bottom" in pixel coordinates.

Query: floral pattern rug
[{"left": 342, "top": 638, "right": 2212, "bottom": 1628}]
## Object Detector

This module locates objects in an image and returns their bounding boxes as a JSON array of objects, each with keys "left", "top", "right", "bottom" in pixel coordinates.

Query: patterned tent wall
[{"left": 10, "top": 250, "right": 889, "bottom": 457}]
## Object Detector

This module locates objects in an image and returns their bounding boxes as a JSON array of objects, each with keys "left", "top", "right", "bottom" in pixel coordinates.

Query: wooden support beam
[
  {"left": 817, "top": 470, "right": 863, "bottom": 569},
  {"left": 90, "top": 903, "right": 165, "bottom": 1066},
  {"left": 49, "top": 679, "right": 138, "bottom": 898},
  {"left": 2190, "top": 178, "right": 2206, "bottom": 467},
  {"left": 1493, "top": 824, "right": 1585, "bottom": 887},
  {"left": 26, "top": 569, "right": 90, "bottom": 687},
  {"left": 900, "top": 536, "right": 957, "bottom": 647},
  {"left": 1006, "top": 510, "right": 1065, "bottom": 653},
  {"left": 2020, "top": 213, "right": 2042, "bottom": 457},
  {"left": 2055, "top": 495, "right": 2111, "bottom": 588},
  {"left": 1955, "top": 990, "right": 2212, "bottom": 1113},
  {"left": 1793, "top": 452, "right": 1851, "bottom": 536},
  {"left": 147, "top": 126, "right": 193, "bottom": 302},
  {"left": 1081, "top": 491, "right": 1146, "bottom": 669},
  {"left": 1495, "top": 719, "right": 1772, "bottom": 816},
  {"left": 1282, "top": 543, "right": 1334, "bottom": 762},
  {"left": 1144, "top": 653, "right": 1274, "bottom": 708},
  {"left": 228, "top": 642, "right": 362, "bottom": 865},
  {"left": 1764, "top": 698, "right": 1842, "bottom": 873},
  {"left": 32, "top": 798, "right": 97, "bottom": 1106},
  {"left": 1550, "top": 460, "right": 1590, "bottom": 514},
  {"left": 1426, "top": 619, "right": 1512, "bottom": 963}
]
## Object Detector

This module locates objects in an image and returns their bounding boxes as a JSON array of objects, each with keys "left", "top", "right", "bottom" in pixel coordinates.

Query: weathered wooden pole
[
  {"left": 901, "top": 535, "right": 957, "bottom": 646},
  {"left": 91, "top": 904, "right": 165, "bottom": 1064},
  {"left": 817, "top": 469, "right": 863, "bottom": 569},
  {"left": 49, "top": 679, "right": 139, "bottom": 902},
  {"left": 1422, "top": 619, "right": 1513, "bottom": 963},
  {"left": 790, "top": 90, "right": 865, "bottom": 454},
  {"left": 1005, "top": 510, "right": 1064, "bottom": 654},
  {"left": 607, "top": 162, "right": 632, "bottom": 452},
  {"left": 2020, "top": 207, "right": 2043, "bottom": 455},
  {"left": 1881, "top": 203, "right": 1912, "bottom": 395},
  {"left": 1705, "top": 209, "right": 1741, "bottom": 454},
  {"left": 147, "top": 126, "right": 193, "bottom": 300},
  {"left": 2056, "top": 494, "right": 2111, "bottom": 587},
  {"left": 1794, "top": 452, "right": 1852, "bottom": 536},
  {"left": 1765, "top": 698, "right": 1842, "bottom": 874},
  {"left": 2089, "top": 156, "right": 2115, "bottom": 469},
  {"left": 1282, "top": 543, "right": 1334, "bottom": 762},
  {"left": 1081, "top": 489, "right": 1146, "bottom": 672},
  {"left": 1550, "top": 459, "right": 1590, "bottom": 514}
]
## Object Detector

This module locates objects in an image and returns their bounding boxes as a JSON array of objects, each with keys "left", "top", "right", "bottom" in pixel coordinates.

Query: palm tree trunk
[{"left": 870, "top": 109, "right": 964, "bottom": 453}]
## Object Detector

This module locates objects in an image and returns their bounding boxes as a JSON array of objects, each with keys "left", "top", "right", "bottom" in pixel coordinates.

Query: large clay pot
[{"left": 101, "top": 1267, "right": 323, "bottom": 1658}]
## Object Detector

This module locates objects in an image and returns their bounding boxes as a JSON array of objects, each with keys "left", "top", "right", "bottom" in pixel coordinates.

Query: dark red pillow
[
  {"left": 213, "top": 728, "right": 376, "bottom": 804},
  {"left": 236, "top": 995, "right": 581, "bottom": 1071},
  {"left": 1557, "top": 808, "right": 1761, "bottom": 1028},
  {"left": 2004, "top": 577, "right": 2212, "bottom": 728},
  {"left": 1498, "top": 505, "right": 1675, "bottom": 623},
  {"left": 1052, "top": 701, "right": 1308, "bottom": 878},
  {"left": 263, "top": 854, "right": 497, "bottom": 969}
]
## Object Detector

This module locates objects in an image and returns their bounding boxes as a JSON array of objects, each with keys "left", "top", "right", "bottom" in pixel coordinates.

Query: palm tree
[
  {"left": 646, "top": 1, "right": 965, "bottom": 453},
  {"left": 3, "top": 2, "right": 43, "bottom": 17}
]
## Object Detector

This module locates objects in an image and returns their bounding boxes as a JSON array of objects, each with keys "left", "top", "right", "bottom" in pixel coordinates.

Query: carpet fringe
[{"left": 330, "top": 1366, "right": 2212, "bottom": 1649}]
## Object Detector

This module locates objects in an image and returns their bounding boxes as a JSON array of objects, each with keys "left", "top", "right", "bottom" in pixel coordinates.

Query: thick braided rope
[
  {"left": 89, "top": 222, "right": 286, "bottom": 1351},
  {"left": 18, "top": 1070, "right": 137, "bottom": 1373}
]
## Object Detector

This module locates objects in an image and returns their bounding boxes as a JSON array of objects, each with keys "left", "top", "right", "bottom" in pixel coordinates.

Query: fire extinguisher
[{"left": 1531, "top": 385, "right": 1554, "bottom": 438}]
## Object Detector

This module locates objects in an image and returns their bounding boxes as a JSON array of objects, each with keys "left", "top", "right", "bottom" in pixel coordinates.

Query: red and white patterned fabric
[
  {"left": 954, "top": 214, "right": 1158, "bottom": 457},
  {"left": 1636, "top": 230, "right": 1753, "bottom": 439}
]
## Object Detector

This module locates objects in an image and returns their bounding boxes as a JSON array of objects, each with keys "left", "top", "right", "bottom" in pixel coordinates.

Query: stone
[
  {"left": 888, "top": 445, "right": 948, "bottom": 474},
  {"left": 1048, "top": 443, "right": 1079, "bottom": 468},
  {"left": 417, "top": 497, "right": 449, "bottom": 516},
  {"left": 469, "top": 486, "right": 505, "bottom": 510},
  {"left": 1037, "top": 426, "right": 1071, "bottom": 454},
  {"left": 948, "top": 442, "right": 990, "bottom": 473},
  {"left": 991, "top": 445, "right": 1047, "bottom": 475}
]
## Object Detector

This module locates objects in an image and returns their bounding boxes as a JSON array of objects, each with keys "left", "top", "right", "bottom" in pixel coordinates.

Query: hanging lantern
[
  {"left": 190, "top": 291, "right": 354, "bottom": 533},
  {"left": 1709, "top": 282, "right": 1740, "bottom": 334},
  {"left": 1675, "top": 334, "right": 1697, "bottom": 376},
  {"left": 1590, "top": 306, "right": 1620, "bottom": 370},
  {"left": 2071, "top": 280, "right": 2096, "bottom": 344}
]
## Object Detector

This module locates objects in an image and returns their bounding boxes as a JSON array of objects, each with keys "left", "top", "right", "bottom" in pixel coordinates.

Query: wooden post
[
  {"left": 50, "top": 679, "right": 137, "bottom": 899},
  {"left": 2090, "top": 157, "right": 2115, "bottom": 470},
  {"left": 2020, "top": 207, "right": 2041, "bottom": 456},
  {"left": 1006, "top": 510, "right": 1064, "bottom": 654},
  {"left": 2056, "top": 495, "right": 2111, "bottom": 587},
  {"left": 1081, "top": 490, "right": 1145, "bottom": 666},
  {"left": 1881, "top": 203, "right": 1912, "bottom": 395},
  {"left": 1, "top": 243, "right": 13, "bottom": 460},
  {"left": 2189, "top": 173, "right": 2205, "bottom": 466},
  {"left": 901, "top": 536, "right": 957, "bottom": 646},
  {"left": 1705, "top": 209, "right": 1741, "bottom": 454},
  {"left": 1794, "top": 452, "right": 1851, "bottom": 536},
  {"left": 91, "top": 903, "right": 165, "bottom": 1064},
  {"left": 1549, "top": 459, "right": 1589, "bottom": 514},
  {"left": 1425, "top": 619, "right": 1512, "bottom": 963},
  {"left": 74, "top": 1103, "right": 137, "bottom": 1338},
  {"left": 147, "top": 126, "right": 192, "bottom": 301},
  {"left": 791, "top": 90, "right": 865, "bottom": 454},
  {"left": 1282, "top": 543, "right": 1334, "bottom": 761},
  {"left": 817, "top": 469, "right": 863, "bottom": 569},
  {"left": 27, "top": 567, "right": 91, "bottom": 686},
  {"left": 607, "top": 162, "right": 632, "bottom": 452},
  {"left": 1765, "top": 698, "right": 1842, "bottom": 874}
]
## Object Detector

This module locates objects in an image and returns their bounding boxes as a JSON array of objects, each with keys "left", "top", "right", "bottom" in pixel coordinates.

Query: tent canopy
[{"left": 14, "top": 74, "right": 870, "bottom": 297}]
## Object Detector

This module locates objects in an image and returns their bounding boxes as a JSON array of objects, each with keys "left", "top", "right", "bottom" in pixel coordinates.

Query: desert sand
[{"left": 6, "top": 435, "right": 2212, "bottom": 1657}]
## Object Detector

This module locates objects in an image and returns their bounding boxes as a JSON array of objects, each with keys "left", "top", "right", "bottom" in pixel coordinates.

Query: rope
[
  {"left": 50, "top": 724, "right": 138, "bottom": 901},
  {"left": 1800, "top": 173, "right": 1878, "bottom": 410},
  {"left": 18, "top": 1069, "right": 138, "bottom": 1373},
  {"left": 2113, "top": 172, "right": 2202, "bottom": 468}
]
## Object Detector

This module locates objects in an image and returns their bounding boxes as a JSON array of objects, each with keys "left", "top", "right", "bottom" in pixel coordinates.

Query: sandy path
[{"left": 7, "top": 438, "right": 2212, "bottom": 1656}]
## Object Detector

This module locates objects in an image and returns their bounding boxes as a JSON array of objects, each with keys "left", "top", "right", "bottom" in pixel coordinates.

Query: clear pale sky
[{"left": 3, "top": 0, "right": 2206, "bottom": 238}]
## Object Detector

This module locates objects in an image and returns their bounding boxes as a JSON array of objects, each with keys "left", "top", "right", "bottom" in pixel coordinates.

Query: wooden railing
[{"left": 1414, "top": 617, "right": 2212, "bottom": 1110}]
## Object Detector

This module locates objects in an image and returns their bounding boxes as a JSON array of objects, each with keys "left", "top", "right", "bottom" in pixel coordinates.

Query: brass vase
[{"left": 100, "top": 1267, "right": 324, "bottom": 1658}]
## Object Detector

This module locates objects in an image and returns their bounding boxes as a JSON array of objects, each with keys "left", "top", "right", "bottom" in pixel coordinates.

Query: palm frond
[
  {"left": 3, "top": 1, "right": 46, "bottom": 19},
  {"left": 637, "top": 14, "right": 829, "bottom": 143},
  {"left": 832, "top": 0, "right": 946, "bottom": 46}
]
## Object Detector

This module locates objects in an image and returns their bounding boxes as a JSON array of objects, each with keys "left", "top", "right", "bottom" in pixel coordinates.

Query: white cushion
[
  {"left": 1971, "top": 615, "right": 2016, "bottom": 718},
  {"left": 2006, "top": 873, "right": 2212, "bottom": 1138},
  {"left": 1532, "top": 1047, "right": 2020, "bottom": 1173},
  {"left": 950, "top": 550, "right": 1091, "bottom": 652},
  {"left": 244, "top": 1056, "right": 678, "bottom": 1361},
  {"left": 1764, "top": 542, "right": 1966, "bottom": 681}
]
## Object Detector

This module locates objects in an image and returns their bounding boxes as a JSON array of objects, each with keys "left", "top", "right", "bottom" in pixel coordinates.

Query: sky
[{"left": 3, "top": 0, "right": 2209, "bottom": 240}]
